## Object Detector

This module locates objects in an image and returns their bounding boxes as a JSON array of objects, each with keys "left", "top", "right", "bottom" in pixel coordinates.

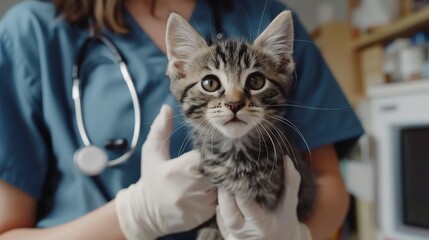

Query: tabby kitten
[{"left": 166, "top": 11, "right": 316, "bottom": 239}]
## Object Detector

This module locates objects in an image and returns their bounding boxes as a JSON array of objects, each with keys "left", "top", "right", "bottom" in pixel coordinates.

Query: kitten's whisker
[
  {"left": 260, "top": 118, "right": 299, "bottom": 171},
  {"left": 254, "top": 124, "right": 270, "bottom": 173},
  {"left": 206, "top": 115, "right": 227, "bottom": 119},
  {"left": 251, "top": 46, "right": 264, "bottom": 61},
  {"left": 254, "top": 121, "right": 263, "bottom": 165},
  {"left": 293, "top": 39, "right": 318, "bottom": 46},
  {"left": 139, "top": 112, "right": 185, "bottom": 126},
  {"left": 179, "top": 121, "right": 208, "bottom": 171},
  {"left": 263, "top": 104, "right": 350, "bottom": 111},
  {"left": 178, "top": 0, "right": 217, "bottom": 63},
  {"left": 268, "top": 114, "right": 312, "bottom": 164},
  {"left": 263, "top": 124, "right": 279, "bottom": 181},
  {"left": 199, "top": 122, "right": 214, "bottom": 152},
  {"left": 248, "top": 119, "right": 264, "bottom": 165},
  {"left": 244, "top": 123, "right": 265, "bottom": 191},
  {"left": 159, "top": 119, "right": 192, "bottom": 152},
  {"left": 253, "top": 123, "right": 270, "bottom": 170},
  {"left": 259, "top": 121, "right": 286, "bottom": 178},
  {"left": 208, "top": 48, "right": 217, "bottom": 68},
  {"left": 257, "top": 0, "right": 268, "bottom": 36},
  {"left": 241, "top": 6, "right": 252, "bottom": 42},
  {"left": 257, "top": 121, "right": 278, "bottom": 180},
  {"left": 289, "top": 61, "right": 298, "bottom": 82},
  {"left": 209, "top": 124, "right": 216, "bottom": 158},
  {"left": 178, "top": 119, "right": 205, "bottom": 156},
  {"left": 177, "top": 127, "right": 195, "bottom": 156},
  {"left": 260, "top": 120, "right": 286, "bottom": 151},
  {"left": 167, "top": 113, "right": 186, "bottom": 119},
  {"left": 246, "top": 0, "right": 274, "bottom": 59},
  {"left": 209, "top": 13, "right": 214, "bottom": 40},
  {"left": 199, "top": 123, "right": 216, "bottom": 173},
  {"left": 199, "top": 122, "right": 217, "bottom": 171},
  {"left": 180, "top": 0, "right": 202, "bottom": 38},
  {"left": 192, "top": 120, "right": 212, "bottom": 151},
  {"left": 268, "top": 114, "right": 309, "bottom": 151}
]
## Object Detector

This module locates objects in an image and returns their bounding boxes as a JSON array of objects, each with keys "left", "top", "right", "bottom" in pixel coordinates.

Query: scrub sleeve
[{"left": 0, "top": 8, "right": 48, "bottom": 200}]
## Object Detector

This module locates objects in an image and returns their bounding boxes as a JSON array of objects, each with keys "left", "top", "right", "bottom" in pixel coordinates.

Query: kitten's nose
[{"left": 226, "top": 101, "right": 245, "bottom": 113}]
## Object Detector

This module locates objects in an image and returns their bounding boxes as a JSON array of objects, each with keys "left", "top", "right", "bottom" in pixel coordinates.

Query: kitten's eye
[
  {"left": 247, "top": 73, "right": 266, "bottom": 90},
  {"left": 201, "top": 75, "right": 221, "bottom": 92}
]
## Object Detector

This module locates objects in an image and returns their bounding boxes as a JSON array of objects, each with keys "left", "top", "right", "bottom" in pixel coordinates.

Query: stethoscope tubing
[{"left": 72, "top": 34, "right": 141, "bottom": 170}]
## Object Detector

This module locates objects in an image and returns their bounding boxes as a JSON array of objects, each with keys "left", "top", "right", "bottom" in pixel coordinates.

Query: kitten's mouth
[{"left": 225, "top": 116, "right": 247, "bottom": 125}]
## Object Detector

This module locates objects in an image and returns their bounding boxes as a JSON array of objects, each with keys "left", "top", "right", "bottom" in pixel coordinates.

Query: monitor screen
[{"left": 401, "top": 126, "right": 429, "bottom": 228}]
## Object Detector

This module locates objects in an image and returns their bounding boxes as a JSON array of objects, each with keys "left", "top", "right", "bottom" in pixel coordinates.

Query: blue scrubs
[{"left": 0, "top": 0, "right": 363, "bottom": 238}]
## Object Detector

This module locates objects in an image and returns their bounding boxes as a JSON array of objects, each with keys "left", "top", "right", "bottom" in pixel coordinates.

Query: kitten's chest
[{"left": 199, "top": 141, "right": 284, "bottom": 197}]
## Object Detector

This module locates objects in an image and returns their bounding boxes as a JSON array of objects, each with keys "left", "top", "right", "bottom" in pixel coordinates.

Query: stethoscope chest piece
[{"left": 74, "top": 145, "right": 108, "bottom": 176}]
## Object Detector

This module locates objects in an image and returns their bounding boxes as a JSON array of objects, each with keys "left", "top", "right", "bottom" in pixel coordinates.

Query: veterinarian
[{"left": 0, "top": 0, "right": 363, "bottom": 239}]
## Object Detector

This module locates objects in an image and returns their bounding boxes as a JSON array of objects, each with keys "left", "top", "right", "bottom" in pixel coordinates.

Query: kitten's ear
[
  {"left": 254, "top": 10, "right": 294, "bottom": 60},
  {"left": 166, "top": 13, "right": 206, "bottom": 76}
]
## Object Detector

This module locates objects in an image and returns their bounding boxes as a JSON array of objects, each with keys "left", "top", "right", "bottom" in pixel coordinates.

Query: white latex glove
[
  {"left": 115, "top": 105, "right": 217, "bottom": 240},
  {"left": 216, "top": 155, "right": 312, "bottom": 240}
]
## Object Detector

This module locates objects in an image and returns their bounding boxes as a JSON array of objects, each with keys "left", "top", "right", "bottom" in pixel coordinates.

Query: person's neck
[
  {"left": 124, "top": 0, "right": 197, "bottom": 55},
  {"left": 138, "top": 0, "right": 196, "bottom": 20}
]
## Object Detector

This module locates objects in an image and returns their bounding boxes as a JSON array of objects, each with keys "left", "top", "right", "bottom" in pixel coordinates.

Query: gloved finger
[
  {"left": 275, "top": 155, "right": 301, "bottom": 212},
  {"left": 170, "top": 150, "right": 203, "bottom": 176},
  {"left": 142, "top": 105, "right": 173, "bottom": 160},
  {"left": 164, "top": 151, "right": 216, "bottom": 201},
  {"left": 217, "top": 211, "right": 243, "bottom": 240},
  {"left": 218, "top": 188, "right": 244, "bottom": 230},
  {"left": 226, "top": 236, "right": 240, "bottom": 240},
  {"left": 235, "top": 195, "right": 264, "bottom": 220},
  {"left": 284, "top": 155, "right": 302, "bottom": 194},
  {"left": 216, "top": 206, "right": 229, "bottom": 239}
]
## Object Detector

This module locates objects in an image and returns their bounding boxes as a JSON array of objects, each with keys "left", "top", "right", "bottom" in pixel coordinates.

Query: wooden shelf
[
  {"left": 366, "top": 79, "right": 429, "bottom": 98},
  {"left": 351, "top": 6, "right": 429, "bottom": 50}
]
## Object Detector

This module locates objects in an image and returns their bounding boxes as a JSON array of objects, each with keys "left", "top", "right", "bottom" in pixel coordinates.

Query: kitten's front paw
[{"left": 197, "top": 227, "right": 223, "bottom": 240}]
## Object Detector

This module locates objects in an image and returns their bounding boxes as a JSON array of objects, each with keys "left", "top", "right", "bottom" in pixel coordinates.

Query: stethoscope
[
  {"left": 72, "top": 26, "right": 141, "bottom": 176},
  {"left": 72, "top": 0, "right": 231, "bottom": 177}
]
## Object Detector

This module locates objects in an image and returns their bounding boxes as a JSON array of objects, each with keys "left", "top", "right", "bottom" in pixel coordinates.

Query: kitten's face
[{"left": 166, "top": 11, "right": 295, "bottom": 139}]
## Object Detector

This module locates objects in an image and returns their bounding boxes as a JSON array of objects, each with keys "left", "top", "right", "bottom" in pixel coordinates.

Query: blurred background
[{"left": 2, "top": 0, "right": 429, "bottom": 240}]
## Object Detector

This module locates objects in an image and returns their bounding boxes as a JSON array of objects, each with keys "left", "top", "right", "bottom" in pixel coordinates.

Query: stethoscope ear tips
[{"left": 74, "top": 145, "right": 108, "bottom": 176}]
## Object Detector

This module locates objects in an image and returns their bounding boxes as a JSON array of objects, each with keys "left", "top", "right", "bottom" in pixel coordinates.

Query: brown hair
[{"left": 53, "top": 0, "right": 131, "bottom": 34}]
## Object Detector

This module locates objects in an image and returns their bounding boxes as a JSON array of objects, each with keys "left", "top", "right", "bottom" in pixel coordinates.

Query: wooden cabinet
[
  {"left": 312, "top": 22, "right": 363, "bottom": 107},
  {"left": 350, "top": 4, "right": 429, "bottom": 99},
  {"left": 351, "top": 6, "right": 429, "bottom": 50},
  {"left": 313, "top": 2, "right": 429, "bottom": 106}
]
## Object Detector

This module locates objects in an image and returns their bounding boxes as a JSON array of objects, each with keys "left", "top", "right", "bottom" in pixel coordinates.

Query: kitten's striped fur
[{"left": 166, "top": 11, "right": 316, "bottom": 239}]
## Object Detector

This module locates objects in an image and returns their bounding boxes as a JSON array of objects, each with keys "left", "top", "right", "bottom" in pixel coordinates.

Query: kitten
[{"left": 165, "top": 11, "right": 316, "bottom": 239}]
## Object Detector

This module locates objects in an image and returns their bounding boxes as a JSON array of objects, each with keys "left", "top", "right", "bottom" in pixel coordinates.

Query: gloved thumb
[
  {"left": 281, "top": 155, "right": 301, "bottom": 209},
  {"left": 142, "top": 105, "right": 173, "bottom": 160},
  {"left": 284, "top": 155, "right": 301, "bottom": 194}
]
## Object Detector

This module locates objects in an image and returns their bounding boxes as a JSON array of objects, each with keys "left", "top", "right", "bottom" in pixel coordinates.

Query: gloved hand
[
  {"left": 216, "top": 155, "right": 312, "bottom": 240},
  {"left": 115, "top": 105, "right": 217, "bottom": 240}
]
